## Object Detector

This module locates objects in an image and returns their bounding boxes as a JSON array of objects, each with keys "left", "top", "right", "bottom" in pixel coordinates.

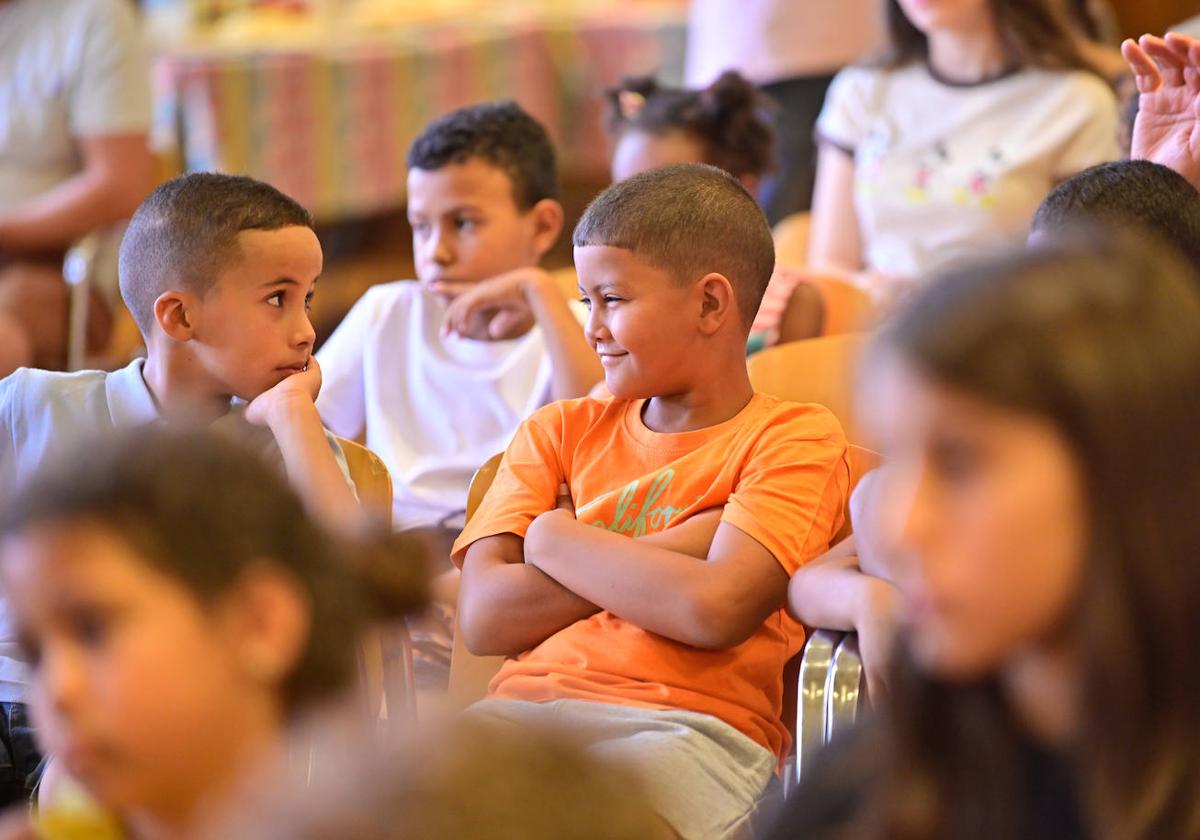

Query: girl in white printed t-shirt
[{"left": 805, "top": 0, "right": 1121, "bottom": 307}]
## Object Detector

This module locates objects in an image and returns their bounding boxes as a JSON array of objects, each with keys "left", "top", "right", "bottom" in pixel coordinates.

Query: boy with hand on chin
[
  {"left": 0, "top": 172, "right": 357, "bottom": 524},
  {"left": 453, "top": 164, "right": 849, "bottom": 840},
  {"left": 0, "top": 171, "right": 358, "bottom": 804}
]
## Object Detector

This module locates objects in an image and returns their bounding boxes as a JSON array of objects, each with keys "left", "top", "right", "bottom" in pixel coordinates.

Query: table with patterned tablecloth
[{"left": 153, "top": 4, "right": 687, "bottom": 220}]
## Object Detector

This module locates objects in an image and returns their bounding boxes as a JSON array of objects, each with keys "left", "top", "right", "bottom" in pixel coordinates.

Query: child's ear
[
  {"left": 696, "top": 272, "right": 738, "bottom": 336},
  {"left": 223, "top": 565, "right": 311, "bottom": 690},
  {"left": 153, "top": 290, "right": 198, "bottom": 342},
  {"left": 528, "top": 199, "right": 564, "bottom": 260}
]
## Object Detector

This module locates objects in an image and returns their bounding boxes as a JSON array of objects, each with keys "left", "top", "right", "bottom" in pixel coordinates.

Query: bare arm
[
  {"left": 456, "top": 506, "right": 722, "bottom": 656},
  {"left": 246, "top": 359, "right": 364, "bottom": 533},
  {"left": 458, "top": 533, "right": 600, "bottom": 656},
  {"left": 522, "top": 271, "right": 603, "bottom": 401},
  {"left": 440, "top": 268, "right": 602, "bottom": 400},
  {"left": 787, "top": 536, "right": 902, "bottom": 699},
  {"left": 807, "top": 144, "right": 864, "bottom": 275},
  {"left": 0, "top": 134, "right": 153, "bottom": 255},
  {"left": 524, "top": 510, "right": 788, "bottom": 650}
]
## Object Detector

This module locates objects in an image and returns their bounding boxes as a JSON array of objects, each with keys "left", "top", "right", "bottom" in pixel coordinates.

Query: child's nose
[
  {"left": 294, "top": 313, "right": 316, "bottom": 350},
  {"left": 39, "top": 647, "right": 85, "bottom": 716},
  {"left": 584, "top": 307, "right": 609, "bottom": 345},
  {"left": 429, "top": 229, "right": 453, "bottom": 267}
]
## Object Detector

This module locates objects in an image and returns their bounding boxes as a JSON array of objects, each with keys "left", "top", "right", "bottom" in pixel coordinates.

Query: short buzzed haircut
[
  {"left": 407, "top": 101, "right": 560, "bottom": 209},
  {"left": 573, "top": 163, "right": 775, "bottom": 329},
  {"left": 118, "top": 173, "right": 314, "bottom": 335},
  {"left": 1032, "top": 160, "right": 1200, "bottom": 269}
]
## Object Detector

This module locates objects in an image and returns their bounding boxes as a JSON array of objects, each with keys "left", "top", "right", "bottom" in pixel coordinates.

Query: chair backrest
[
  {"left": 334, "top": 438, "right": 416, "bottom": 723},
  {"left": 747, "top": 332, "right": 870, "bottom": 443},
  {"left": 772, "top": 211, "right": 811, "bottom": 270},
  {"left": 448, "top": 453, "right": 507, "bottom": 712},
  {"left": 338, "top": 437, "right": 393, "bottom": 522},
  {"left": 806, "top": 276, "right": 875, "bottom": 338}
]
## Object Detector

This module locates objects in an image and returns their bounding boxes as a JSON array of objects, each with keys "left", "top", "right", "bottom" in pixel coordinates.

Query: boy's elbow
[
  {"left": 457, "top": 594, "right": 522, "bottom": 657},
  {"left": 681, "top": 593, "right": 761, "bottom": 650}
]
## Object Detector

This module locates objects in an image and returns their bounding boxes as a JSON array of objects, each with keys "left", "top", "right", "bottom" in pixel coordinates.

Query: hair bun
[
  {"left": 700, "top": 70, "right": 760, "bottom": 117},
  {"left": 340, "top": 530, "right": 431, "bottom": 621}
]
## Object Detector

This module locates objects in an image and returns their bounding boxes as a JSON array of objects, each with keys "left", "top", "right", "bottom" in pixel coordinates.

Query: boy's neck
[
  {"left": 640, "top": 354, "right": 755, "bottom": 434},
  {"left": 141, "top": 348, "right": 234, "bottom": 424}
]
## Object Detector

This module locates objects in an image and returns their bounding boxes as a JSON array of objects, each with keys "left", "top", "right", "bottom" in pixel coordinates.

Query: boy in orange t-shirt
[{"left": 452, "top": 164, "right": 849, "bottom": 840}]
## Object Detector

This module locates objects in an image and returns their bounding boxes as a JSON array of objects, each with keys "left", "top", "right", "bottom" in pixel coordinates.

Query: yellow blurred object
[
  {"left": 210, "top": 7, "right": 317, "bottom": 43},
  {"left": 33, "top": 774, "right": 123, "bottom": 840}
]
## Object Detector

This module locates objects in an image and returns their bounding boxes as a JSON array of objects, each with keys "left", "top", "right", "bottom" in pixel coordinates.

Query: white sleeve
[
  {"left": 1052, "top": 75, "right": 1121, "bottom": 181},
  {"left": 69, "top": 0, "right": 153, "bottom": 137},
  {"left": 0, "top": 371, "right": 21, "bottom": 512},
  {"left": 315, "top": 293, "right": 374, "bottom": 441},
  {"left": 814, "top": 65, "right": 878, "bottom": 153}
]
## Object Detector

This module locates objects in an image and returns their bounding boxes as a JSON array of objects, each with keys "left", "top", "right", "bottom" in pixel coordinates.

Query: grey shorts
[{"left": 467, "top": 698, "right": 776, "bottom": 840}]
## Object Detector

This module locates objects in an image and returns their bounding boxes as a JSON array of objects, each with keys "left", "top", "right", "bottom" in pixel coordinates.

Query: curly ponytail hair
[{"left": 606, "top": 70, "right": 777, "bottom": 181}]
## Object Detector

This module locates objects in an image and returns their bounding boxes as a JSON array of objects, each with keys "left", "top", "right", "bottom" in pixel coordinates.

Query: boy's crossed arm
[
  {"left": 522, "top": 509, "right": 789, "bottom": 651},
  {"left": 458, "top": 506, "right": 726, "bottom": 656}
]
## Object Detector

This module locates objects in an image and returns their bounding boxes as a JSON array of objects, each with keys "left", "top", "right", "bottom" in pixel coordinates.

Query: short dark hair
[
  {"left": 1, "top": 429, "right": 426, "bottom": 717},
  {"left": 606, "top": 71, "right": 777, "bottom": 181},
  {"left": 1032, "top": 160, "right": 1200, "bottom": 269},
  {"left": 118, "top": 173, "right": 314, "bottom": 335},
  {"left": 407, "top": 101, "right": 560, "bottom": 209},
  {"left": 573, "top": 163, "right": 774, "bottom": 329}
]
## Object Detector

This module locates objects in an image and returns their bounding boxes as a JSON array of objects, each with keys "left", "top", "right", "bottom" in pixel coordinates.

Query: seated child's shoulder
[
  {"left": 1, "top": 366, "right": 109, "bottom": 408},
  {"left": 751, "top": 394, "right": 847, "bottom": 445},
  {"left": 527, "top": 394, "right": 620, "bottom": 429}
]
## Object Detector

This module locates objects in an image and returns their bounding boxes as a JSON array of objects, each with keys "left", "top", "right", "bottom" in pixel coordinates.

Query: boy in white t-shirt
[
  {"left": 317, "top": 105, "right": 599, "bottom": 678},
  {"left": 317, "top": 102, "right": 600, "bottom": 536}
]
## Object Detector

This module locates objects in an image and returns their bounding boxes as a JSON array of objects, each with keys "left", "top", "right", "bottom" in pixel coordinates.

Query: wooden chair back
[{"left": 448, "top": 453, "right": 506, "bottom": 712}]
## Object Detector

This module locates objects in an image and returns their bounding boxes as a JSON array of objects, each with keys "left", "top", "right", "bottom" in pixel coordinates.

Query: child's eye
[
  {"left": 603, "top": 295, "right": 623, "bottom": 305},
  {"left": 578, "top": 296, "right": 591, "bottom": 308},
  {"left": 929, "top": 440, "right": 980, "bottom": 484},
  {"left": 69, "top": 611, "right": 110, "bottom": 649},
  {"left": 304, "top": 291, "right": 315, "bottom": 311},
  {"left": 455, "top": 217, "right": 476, "bottom": 231},
  {"left": 410, "top": 220, "right": 429, "bottom": 236},
  {"left": 267, "top": 291, "right": 284, "bottom": 308}
]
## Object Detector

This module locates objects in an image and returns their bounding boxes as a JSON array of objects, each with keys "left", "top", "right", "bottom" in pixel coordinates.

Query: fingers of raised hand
[{"left": 1123, "top": 38, "right": 1162, "bottom": 92}]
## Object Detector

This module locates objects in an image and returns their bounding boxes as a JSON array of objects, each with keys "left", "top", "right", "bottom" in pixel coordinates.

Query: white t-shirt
[
  {"left": 0, "top": 0, "right": 151, "bottom": 211},
  {"left": 816, "top": 62, "right": 1120, "bottom": 285},
  {"left": 685, "top": 0, "right": 882, "bottom": 87},
  {"left": 0, "top": 360, "right": 355, "bottom": 701},
  {"left": 316, "top": 281, "right": 585, "bottom": 532}
]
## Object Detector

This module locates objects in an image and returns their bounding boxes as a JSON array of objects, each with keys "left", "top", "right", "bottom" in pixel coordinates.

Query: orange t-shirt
[{"left": 451, "top": 393, "right": 849, "bottom": 760}]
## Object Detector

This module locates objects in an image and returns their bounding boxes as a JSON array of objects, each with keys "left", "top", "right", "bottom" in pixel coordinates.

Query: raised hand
[
  {"left": 1123, "top": 33, "right": 1200, "bottom": 188},
  {"left": 438, "top": 268, "right": 550, "bottom": 342}
]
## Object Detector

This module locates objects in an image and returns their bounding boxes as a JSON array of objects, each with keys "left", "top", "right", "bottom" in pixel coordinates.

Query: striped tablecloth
[{"left": 153, "top": 6, "right": 687, "bottom": 220}]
